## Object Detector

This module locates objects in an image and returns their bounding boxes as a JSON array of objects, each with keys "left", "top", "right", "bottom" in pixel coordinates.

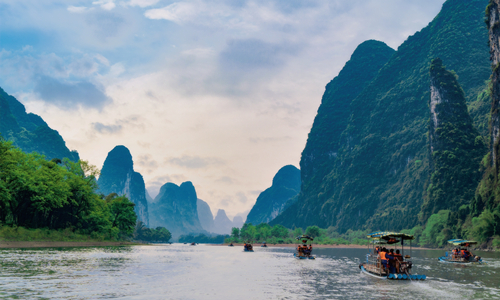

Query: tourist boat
[
  {"left": 243, "top": 243, "right": 254, "bottom": 252},
  {"left": 359, "top": 232, "right": 426, "bottom": 280},
  {"left": 261, "top": 242, "right": 268, "bottom": 247},
  {"left": 438, "top": 239, "right": 484, "bottom": 264},
  {"left": 294, "top": 235, "right": 315, "bottom": 259}
]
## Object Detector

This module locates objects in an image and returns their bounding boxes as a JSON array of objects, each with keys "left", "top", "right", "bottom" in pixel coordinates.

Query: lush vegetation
[
  {"left": 224, "top": 223, "right": 371, "bottom": 246},
  {"left": 420, "top": 58, "right": 486, "bottom": 221},
  {"left": 179, "top": 233, "right": 228, "bottom": 244},
  {"left": 0, "top": 138, "right": 137, "bottom": 241},
  {"left": 134, "top": 221, "right": 172, "bottom": 242},
  {"left": 272, "top": 0, "right": 491, "bottom": 235}
]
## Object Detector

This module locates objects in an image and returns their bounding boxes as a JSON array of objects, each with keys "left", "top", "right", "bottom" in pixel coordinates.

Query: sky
[{"left": 0, "top": 0, "right": 446, "bottom": 220}]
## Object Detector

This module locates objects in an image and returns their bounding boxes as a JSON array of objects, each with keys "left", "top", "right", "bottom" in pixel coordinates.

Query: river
[{"left": 0, "top": 244, "right": 499, "bottom": 299}]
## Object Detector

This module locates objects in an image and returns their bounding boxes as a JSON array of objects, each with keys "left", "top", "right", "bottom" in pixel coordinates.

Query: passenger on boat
[
  {"left": 303, "top": 244, "right": 310, "bottom": 256},
  {"left": 393, "top": 249, "right": 403, "bottom": 273},
  {"left": 386, "top": 249, "right": 397, "bottom": 274},
  {"left": 379, "top": 248, "right": 389, "bottom": 273},
  {"left": 375, "top": 246, "right": 380, "bottom": 254},
  {"left": 463, "top": 249, "right": 470, "bottom": 260},
  {"left": 297, "top": 245, "right": 304, "bottom": 256}
]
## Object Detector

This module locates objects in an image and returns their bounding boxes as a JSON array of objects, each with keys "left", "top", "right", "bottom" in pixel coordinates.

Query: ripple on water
[{"left": 0, "top": 246, "right": 500, "bottom": 299}]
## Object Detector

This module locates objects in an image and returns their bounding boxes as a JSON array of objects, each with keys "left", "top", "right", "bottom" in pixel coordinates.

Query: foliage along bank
[{"left": 0, "top": 138, "right": 137, "bottom": 241}]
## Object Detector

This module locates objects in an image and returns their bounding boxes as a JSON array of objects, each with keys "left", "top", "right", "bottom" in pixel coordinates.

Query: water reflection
[{"left": 0, "top": 245, "right": 499, "bottom": 299}]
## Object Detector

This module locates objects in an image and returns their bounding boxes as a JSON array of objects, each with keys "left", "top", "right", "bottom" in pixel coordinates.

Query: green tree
[
  {"left": 231, "top": 227, "right": 240, "bottom": 239},
  {"left": 305, "top": 226, "right": 321, "bottom": 238},
  {"left": 271, "top": 224, "right": 289, "bottom": 238}
]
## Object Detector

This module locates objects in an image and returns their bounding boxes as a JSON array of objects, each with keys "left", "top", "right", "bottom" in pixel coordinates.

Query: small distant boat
[
  {"left": 294, "top": 235, "right": 315, "bottom": 259},
  {"left": 438, "top": 239, "right": 484, "bottom": 264},
  {"left": 359, "top": 232, "right": 426, "bottom": 281},
  {"left": 190, "top": 242, "right": 196, "bottom": 246},
  {"left": 261, "top": 242, "right": 268, "bottom": 247},
  {"left": 228, "top": 243, "right": 234, "bottom": 247},
  {"left": 243, "top": 242, "right": 254, "bottom": 252}
]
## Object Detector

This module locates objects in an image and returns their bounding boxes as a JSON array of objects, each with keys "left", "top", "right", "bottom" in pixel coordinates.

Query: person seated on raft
[
  {"left": 386, "top": 249, "right": 397, "bottom": 274},
  {"left": 393, "top": 249, "right": 403, "bottom": 273},
  {"left": 296, "top": 244, "right": 303, "bottom": 256},
  {"left": 379, "top": 248, "right": 390, "bottom": 273},
  {"left": 452, "top": 248, "right": 459, "bottom": 260},
  {"left": 303, "top": 244, "right": 311, "bottom": 256}
]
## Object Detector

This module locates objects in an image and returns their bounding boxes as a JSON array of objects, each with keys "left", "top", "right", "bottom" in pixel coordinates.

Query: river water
[{"left": 0, "top": 244, "right": 499, "bottom": 299}]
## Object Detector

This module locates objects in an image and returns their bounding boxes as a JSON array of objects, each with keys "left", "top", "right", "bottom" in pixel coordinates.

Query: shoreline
[
  {"left": 0, "top": 241, "right": 140, "bottom": 249},
  {"left": 213, "top": 243, "right": 437, "bottom": 250}
]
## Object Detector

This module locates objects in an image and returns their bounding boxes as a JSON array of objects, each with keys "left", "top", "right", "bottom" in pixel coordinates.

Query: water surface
[{"left": 1, "top": 244, "right": 499, "bottom": 299}]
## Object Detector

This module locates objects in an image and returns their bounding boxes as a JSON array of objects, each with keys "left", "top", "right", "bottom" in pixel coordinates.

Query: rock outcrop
[
  {"left": 246, "top": 165, "right": 301, "bottom": 225},
  {"left": 97, "top": 146, "right": 149, "bottom": 225},
  {"left": 212, "top": 209, "right": 234, "bottom": 235},
  {"left": 420, "top": 58, "right": 485, "bottom": 220},
  {"left": 0, "top": 87, "right": 79, "bottom": 161},
  {"left": 197, "top": 199, "right": 214, "bottom": 232},
  {"left": 149, "top": 181, "right": 205, "bottom": 237}
]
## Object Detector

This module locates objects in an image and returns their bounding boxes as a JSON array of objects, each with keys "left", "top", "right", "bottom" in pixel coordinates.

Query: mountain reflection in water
[{"left": 0, "top": 245, "right": 499, "bottom": 299}]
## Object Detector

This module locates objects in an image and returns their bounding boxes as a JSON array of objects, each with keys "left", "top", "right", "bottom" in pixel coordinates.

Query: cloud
[
  {"left": 236, "top": 191, "right": 248, "bottom": 204},
  {"left": 92, "top": 122, "right": 122, "bottom": 134},
  {"left": 91, "top": 115, "right": 145, "bottom": 134},
  {"left": 216, "top": 176, "right": 234, "bottom": 184},
  {"left": 249, "top": 136, "right": 293, "bottom": 144},
  {"left": 144, "top": 2, "right": 198, "bottom": 23},
  {"left": 167, "top": 155, "right": 224, "bottom": 169},
  {"left": 68, "top": 6, "right": 93, "bottom": 13},
  {"left": 249, "top": 190, "right": 262, "bottom": 196},
  {"left": 33, "top": 76, "right": 111, "bottom": 109},
  {"left": 137, "top": 154, "right": 159, "bottom": 172},
  {"left": 85, "top": 11, "right": 125, "bottom": 41},
  {"left": 128, "top": 0, "right": 161, "bottom": 8},
  {"left": 219, "top": 38, "right": 300, "bottom": 72},
  {"left": 92, "top": 0, "right": 116, "bottom": 10}
]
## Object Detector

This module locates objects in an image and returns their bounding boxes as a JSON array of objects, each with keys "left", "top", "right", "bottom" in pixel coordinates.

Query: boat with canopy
[
  {"left": 438, "top": 239, "right": 484, "bottom": 264},
  {"left": 293, "top": 235, "right": 315, "bottom": 259},
  {"left": 359, "top": 231, "right": 426, "bottom": 280}
]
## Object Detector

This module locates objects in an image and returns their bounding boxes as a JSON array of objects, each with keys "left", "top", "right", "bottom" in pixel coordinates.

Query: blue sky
[{"left": 0, "top": 0, "right": 446, "bottom": 219}]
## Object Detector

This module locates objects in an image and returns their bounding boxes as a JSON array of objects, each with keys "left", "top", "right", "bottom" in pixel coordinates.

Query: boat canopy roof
[
  {"left": 367, "top": 231, "right": 415, "bottom": 241},
  {"left": 447, "top": 239, "right": 478, "bottom": 246},
  {"left": 296, "top": 235, "right": 314, "bottom": 241}
]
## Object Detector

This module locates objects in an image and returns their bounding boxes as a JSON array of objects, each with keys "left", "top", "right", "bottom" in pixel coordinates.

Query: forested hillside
[
  {"left": 0, "top": 87, "right": 79, "bottom": 162},
  {"left": 273, "top": 0, "right": 491, "bottom": 234}
]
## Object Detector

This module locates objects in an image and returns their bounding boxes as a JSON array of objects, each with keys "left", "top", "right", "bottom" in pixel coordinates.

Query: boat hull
[
  {"left": 243, "top": 249, "right": 254, "bottom": 252},
  {"left": 359, "top": 264, "right": 425, "bottom": 280},
  {"left": 293, "top": 253, "right": 315, "bottom": 259},
  {"left": 438, "top": 256, "right": 483, "bottom": 264}
]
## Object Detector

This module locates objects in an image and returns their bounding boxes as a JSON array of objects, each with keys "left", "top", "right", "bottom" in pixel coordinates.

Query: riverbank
[
  {"left": 0, "top": 241, "right": 140, "bottom": 249},
  {"left": 214, "top": 243, "right": 436, "bottom": 250}
]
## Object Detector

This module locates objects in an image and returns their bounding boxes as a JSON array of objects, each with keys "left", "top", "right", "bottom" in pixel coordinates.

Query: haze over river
[{"left": 0, "top": 244, "right": 499, "bottom": 299}]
